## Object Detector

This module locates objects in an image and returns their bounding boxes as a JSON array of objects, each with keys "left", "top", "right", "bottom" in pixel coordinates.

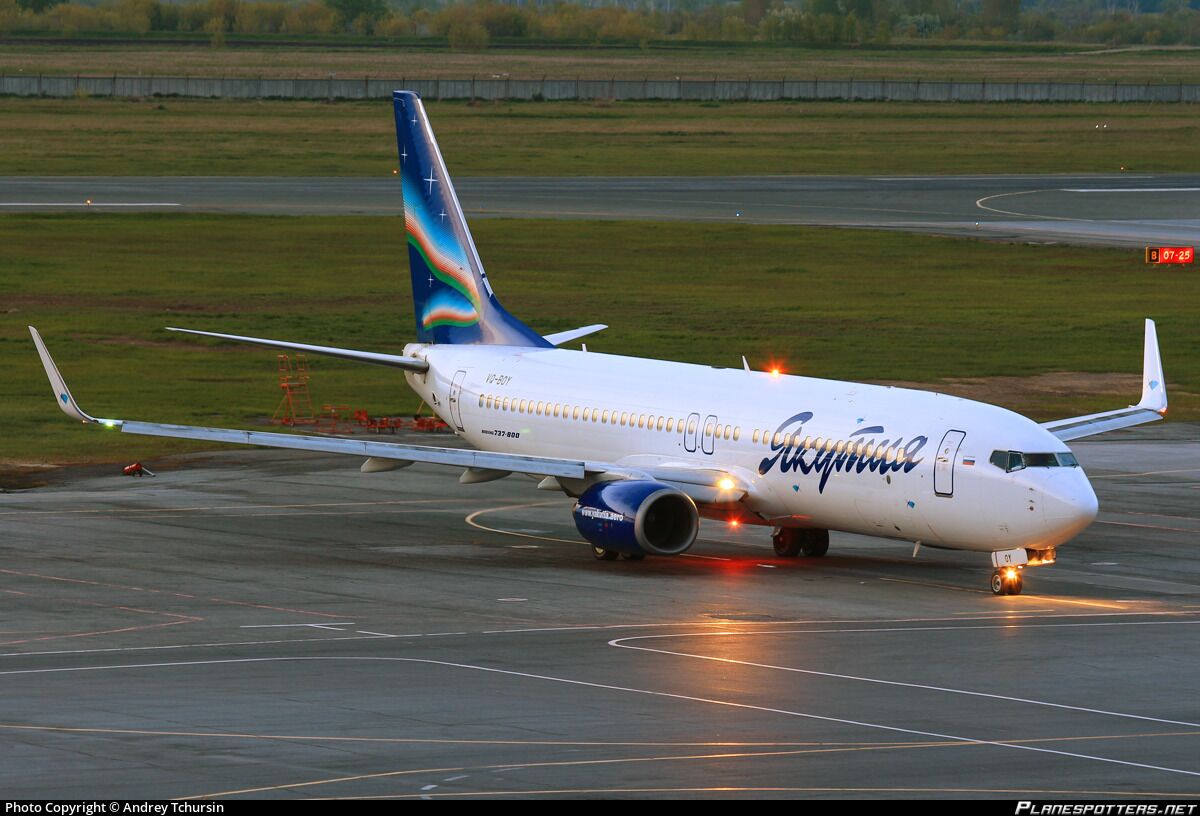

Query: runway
[
  {"left": 3, "top": 174, "right": 1199, "bottom": 247},
  {"left": 1, "top": 424, "right": 1197, "bottom": 799}
]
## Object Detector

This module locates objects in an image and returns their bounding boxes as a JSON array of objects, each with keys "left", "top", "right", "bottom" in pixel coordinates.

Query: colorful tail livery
[{"left": 394, "top": 91, "right": 549, "bottom": 348}]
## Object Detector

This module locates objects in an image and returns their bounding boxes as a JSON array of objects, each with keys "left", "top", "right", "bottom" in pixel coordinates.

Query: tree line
[{"left": 1, "top": 0, "right": 1198, "bottom": 47}]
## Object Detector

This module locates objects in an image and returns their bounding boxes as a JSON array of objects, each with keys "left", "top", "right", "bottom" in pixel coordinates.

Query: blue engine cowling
[{"left": 572, "top": 480, "right": 699, "bottom": 557}]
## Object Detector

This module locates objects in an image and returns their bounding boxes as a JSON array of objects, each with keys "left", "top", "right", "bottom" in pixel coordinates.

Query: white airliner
[{"left": 31, "top": 91, "right": 1169, "bottom": 595}]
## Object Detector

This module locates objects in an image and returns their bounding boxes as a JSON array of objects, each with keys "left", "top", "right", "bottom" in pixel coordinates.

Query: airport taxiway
[
  {"left": 1, "top": 424, "right": 1197, "bottom": 798},
  {"left": 3, "top": 175, "right": 1199, "bottom": 247}
]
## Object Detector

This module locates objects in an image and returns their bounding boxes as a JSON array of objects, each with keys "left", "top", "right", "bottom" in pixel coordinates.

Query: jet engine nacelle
[{"left": 572, "top": 480, "right": 699, "bottom": 557}]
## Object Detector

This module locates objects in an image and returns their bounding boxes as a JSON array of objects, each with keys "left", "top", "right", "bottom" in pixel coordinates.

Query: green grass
[
  {"left": 4, "top": 40, "right": 1199, "bottom": 83},
  {"left": 0, "top": 98, "right": 1196, "bottom": 176},
  {"left": 2, "top": 213, "right": 1195, "bottom": 477}
]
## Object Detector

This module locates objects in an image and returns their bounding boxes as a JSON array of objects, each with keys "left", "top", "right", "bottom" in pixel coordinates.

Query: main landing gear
[
  {"left": 591, "top": 546, "right": 644, "bottom": 561},
  {"left": 772, "top": 528, "right": 830, "bottom": 558},
  {"left": 990, "top": 567, "right": 1024, "bottom": 596}
]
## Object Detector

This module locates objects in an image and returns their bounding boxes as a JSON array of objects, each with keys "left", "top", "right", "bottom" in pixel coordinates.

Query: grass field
[
  {"left": 3, "top": 41, "right": 1200, "bottom": 83},
  {"left": 1, "top": 97, "right": 1196, "bottom": 176},
  {"left": 2, "top": 213, "right": 1195, "bottom": 478}
]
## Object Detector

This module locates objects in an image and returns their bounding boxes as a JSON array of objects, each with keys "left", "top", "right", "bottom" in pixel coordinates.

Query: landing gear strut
[
  {"left": 772, "top": 528, "right": 830, "bottom": 558},
  {"left": 990, "top": 568, "right": 1024, "bottom": 596}
]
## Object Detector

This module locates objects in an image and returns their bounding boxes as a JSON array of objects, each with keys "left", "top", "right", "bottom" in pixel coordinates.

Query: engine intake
[{"left": 573, "top": 480, "right": 699, "bottom": 557}]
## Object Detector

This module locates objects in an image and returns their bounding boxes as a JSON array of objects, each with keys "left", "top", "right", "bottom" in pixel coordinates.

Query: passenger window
[
  {"left": 704, "top": 422, "right": 714, "bottom": 438},
  {"left": 732, "top": 427, "right": 740, "bottom": 441},
  {"left": 772, "top": 431, "right": 782, "bottom": 446},
  {"left": 688, "top": 418, "right": 698, "bottom": 434},
  {"left": 602, "top": 410, "right": 610, "bottom": 423},
  {"left": 572, "top": 406, "right": 580, "bottom": 420},
  {"left": 752, "top": 429, "right": 760, "bottom": 444},
  {"left": 864, "top": 443, "right": 875, "bottom": 458},
  {"left": 667, "top": 418, "right": 674, "bottom": 432},
  {"left": 502, "top": 397, "right": 510, "bottom": 410},
  {"left": 638, "top": 415, "right": 646, "bottom": 429},
  {"left": 657, "top": 417, "right": 665, "bottom": 431}
]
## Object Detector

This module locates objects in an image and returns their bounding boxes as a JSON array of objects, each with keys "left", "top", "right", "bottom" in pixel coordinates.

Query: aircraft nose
[{"left": 1043, "top": 476, "right": 1099, "bottom": 540}]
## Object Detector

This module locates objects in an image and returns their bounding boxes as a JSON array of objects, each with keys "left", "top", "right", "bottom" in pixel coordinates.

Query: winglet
[
  {"left": 29, "top": 326, "right": 116, "bottom": 426},
  {"left": 1136, "top": 318, "right": 1167, "bottom": 414}
]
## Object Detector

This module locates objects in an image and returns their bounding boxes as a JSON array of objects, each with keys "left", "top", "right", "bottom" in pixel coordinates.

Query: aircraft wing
[
  {"left": 1040, "top": 319, "right": 1167, "bottom": 442},
  {"left": 30, "top": 327, "right": 750, "bottom": 502},
  {"left": 165, "top": 327, "right": 429, "bottom": 372}
]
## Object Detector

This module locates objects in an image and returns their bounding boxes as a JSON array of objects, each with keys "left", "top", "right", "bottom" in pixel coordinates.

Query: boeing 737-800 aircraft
[{"left": 31, "top": 91, "right": 1169, "bottom": 595}]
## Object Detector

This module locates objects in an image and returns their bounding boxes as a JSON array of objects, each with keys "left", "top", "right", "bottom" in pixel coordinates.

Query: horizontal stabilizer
[
  {"left": 1041, "top": 319, "right": 1168, "bottom": 442},
  {"left": 166, "top": 327, "right": 429, "bottom": 372},
  {"left": 543, "top": 325, "right": 607, "bottom": 346}
]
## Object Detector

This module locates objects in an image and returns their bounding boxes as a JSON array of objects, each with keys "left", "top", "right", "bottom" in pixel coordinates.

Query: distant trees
[
  {"left": 323, "top": 0, "right": 387, "bottom": 32},
  {"left": 15, "top": 0, "right": 62, "bottom": 13},
  {"left": 982, "top": 0, "right": 1021, "bottom": 34},
  {"left": 1, "top": 0, "right": 1197, "bottom": 47}
]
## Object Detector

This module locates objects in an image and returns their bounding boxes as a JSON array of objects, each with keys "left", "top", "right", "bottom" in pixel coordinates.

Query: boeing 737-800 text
[{"left": 31, "top": 90, "right": 1169, "bottom": 595}]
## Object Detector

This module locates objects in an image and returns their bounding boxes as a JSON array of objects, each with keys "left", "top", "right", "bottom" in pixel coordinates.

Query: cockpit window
[
  {"left": 990, "top": 450, "right": 1025, "bottom": 472},
  {"left": 990, "top": 450, "right": 1078, "bottom": 472}
]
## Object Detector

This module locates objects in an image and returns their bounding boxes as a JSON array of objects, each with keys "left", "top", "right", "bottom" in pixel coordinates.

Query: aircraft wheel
[
  {"left": 592, "top": 546, "right": 619, "bottom": 561},
  {"left": 800, "top": 529, "right": 829, "bottom": 557},
  {"left": 621, "top": 552, "right": 646, "bottom": 561},
  {"left": 990, "top": 571, "right": 1007, "bottom": 595},
  {"left": 1010, "top": 575, "right": 1024, "bottom": 595},
  {"left": 772, "top": 528, "right": 801, "bottom": 557}
]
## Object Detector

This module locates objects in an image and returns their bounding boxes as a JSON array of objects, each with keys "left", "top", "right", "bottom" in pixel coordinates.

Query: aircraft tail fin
[{"left": 394, "top": 91, "right": 549, "bottom": 348}]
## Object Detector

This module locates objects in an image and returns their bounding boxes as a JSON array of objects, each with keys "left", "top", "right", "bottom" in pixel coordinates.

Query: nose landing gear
[{"left": 990, "top": 567, "right": 1024, "bottom": 596}]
